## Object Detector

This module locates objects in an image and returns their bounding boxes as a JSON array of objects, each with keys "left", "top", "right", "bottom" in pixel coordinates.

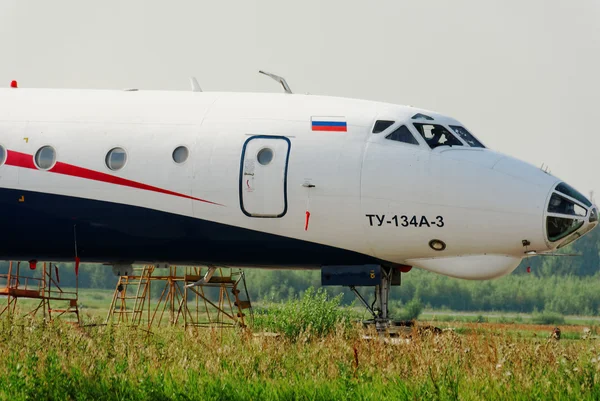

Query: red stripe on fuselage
[
  {"left": 312, "top": 126, "right": 347, "bottom": 132},
  {"left": 7, "top": 150, "right": 37, "bottom": 169},
  {"left": 5, "top": 150, "right": 222, "bottom": 206}
]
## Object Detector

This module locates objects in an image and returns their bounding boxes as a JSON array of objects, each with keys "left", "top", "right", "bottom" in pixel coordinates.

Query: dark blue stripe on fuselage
[
  {"left": 0, "top": 188, "right": 376, "bottom": 266},
  {"left": 311, "top": 121, "right": 347, "bottom": 127}
]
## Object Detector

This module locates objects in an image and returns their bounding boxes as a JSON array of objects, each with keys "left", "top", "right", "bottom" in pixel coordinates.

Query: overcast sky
[{"left": 0, "top": 0, "right": 598, "bottom": 198}]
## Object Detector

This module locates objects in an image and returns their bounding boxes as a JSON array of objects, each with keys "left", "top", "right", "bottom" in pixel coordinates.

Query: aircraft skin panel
[
  {"left": 0, "top": 88, "right": 595, "bottom": 280},
  {"left": 0, "top": 186, "right": 377, "bottom": 266}
]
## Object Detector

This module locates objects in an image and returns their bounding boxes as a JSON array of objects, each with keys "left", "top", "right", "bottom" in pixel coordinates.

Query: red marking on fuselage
[
  {"left": 305, "top": 210, "right": 310, "bottom": 231},
  {"left": 5, "top": 150, "right": 222, "bottom": 206},
  {"left": 312, "top": 126, "right": 347, "bottom": 132}
]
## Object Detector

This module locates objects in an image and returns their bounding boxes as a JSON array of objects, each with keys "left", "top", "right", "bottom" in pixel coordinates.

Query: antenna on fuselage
[
  {"left": 189, "top": 77, "right": 202, "bottom": 92},
  {"left": 259, "top": 70, "right": 293, "bottom": 94}
]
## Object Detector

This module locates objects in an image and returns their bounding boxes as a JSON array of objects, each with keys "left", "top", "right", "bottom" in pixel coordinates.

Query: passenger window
[
  {"left": 35, "top": 146, "right": 56, "bottom": 170},
  {"left": 413, "top": 123, "right": 463, "bottom": 149},
  {"left": 449, "top": 126, "right": 485, "bottom": 148},
  {"left": 257, "top": 148, "right": 274, "bottom": 165},
  {"left": 385, "top": 125, "right": 419, "bottom": 145},
  {"left": 172, "top": 146, "right": 189, "bottom": 164},
  {"left": 372, "top": 120, "right": 395, "bottom": 133},
  {"left": 106, "top": 147, "right": 127, "bottom": 171}
]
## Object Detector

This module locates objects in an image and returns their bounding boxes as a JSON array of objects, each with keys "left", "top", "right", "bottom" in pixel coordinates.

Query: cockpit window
[
  {"left": 548, "top": 193, "right": 587, "bottom": 217},
  {"left": 555, "top": 183, "right": 592, "bottom": 207},
  {"left": 385, "top": 125, "right": 419, "bottom": 145},
  {"left": 547, "top": 216, "right": 584, "bottom": 242},
  {"left": 412, "top": 113, "right": 434, "bottom": 121},
  {"left": 413, "top": 123, "right": 463, "bottom": 149},
  {"left": 372, "top": 120, "right": 395, "bottom": 133},
  {"left": 449, "top": 126, "right": 485, "bottom": 148}
]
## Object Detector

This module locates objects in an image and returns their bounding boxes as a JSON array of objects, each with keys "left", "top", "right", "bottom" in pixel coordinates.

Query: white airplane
[{"left": 0, "top": 74, "right": 596, "bottom": 322}]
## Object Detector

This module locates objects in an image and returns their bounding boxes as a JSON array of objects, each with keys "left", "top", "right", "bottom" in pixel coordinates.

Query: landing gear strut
[
  {"left": 321, "top": 264, "right": 401, "bottom": 332},
  {"left": 349, "top": 266, "right": 393, "bottom": 330}
]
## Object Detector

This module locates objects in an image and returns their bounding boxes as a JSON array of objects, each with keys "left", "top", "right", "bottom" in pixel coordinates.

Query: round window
[
  {"left": 106, "top": 147, "right": 127, "bottom": 171},
  {"left": 0, "top": 145, "right": 6, "bottom": 166},
  {"left": 257, "top": 148, "right": 274, "bottom": 165},
  {"left": 34, "top": 146, "right": 56, "bottom": 170},
  {"left": 172, "top": 146, "right": 189, "bottom": 164}
]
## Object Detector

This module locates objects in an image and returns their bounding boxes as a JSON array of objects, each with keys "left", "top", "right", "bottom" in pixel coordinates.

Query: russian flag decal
[{"left": 311, "top": 116, "right": 347, "bottom": 132}]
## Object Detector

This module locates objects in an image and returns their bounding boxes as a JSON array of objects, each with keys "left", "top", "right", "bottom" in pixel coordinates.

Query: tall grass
[
  {"left": 0, "top": 303, "right": 600, "bottom": 400},
  {"left": 253, "top": 287, "right": 354, "bottom": 340}
]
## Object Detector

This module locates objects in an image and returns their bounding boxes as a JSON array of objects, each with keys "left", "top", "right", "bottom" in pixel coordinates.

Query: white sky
[{"left": 0, "top": 0, "right": 598, "bottom": 198}]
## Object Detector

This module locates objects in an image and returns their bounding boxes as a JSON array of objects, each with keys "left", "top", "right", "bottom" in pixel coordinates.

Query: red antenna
[{"left": 10, "top": 80, "right": 18, "bottom": 88}]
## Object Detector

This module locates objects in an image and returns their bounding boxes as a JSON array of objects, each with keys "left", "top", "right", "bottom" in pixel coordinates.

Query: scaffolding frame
[
  {"left": 106, "top": 265, "right": 252, "bottom": 331},
  {"left": 0, "top": 261, "right": 80, "bottom": 324}
]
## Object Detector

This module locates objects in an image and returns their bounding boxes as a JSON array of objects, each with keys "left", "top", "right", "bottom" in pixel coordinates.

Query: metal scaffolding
[
  {"left": 106, "top": 265, "right": 252, "bottom": 331},
  {"left": 0, "top": 261, "right": 79, "bottom": 324}
]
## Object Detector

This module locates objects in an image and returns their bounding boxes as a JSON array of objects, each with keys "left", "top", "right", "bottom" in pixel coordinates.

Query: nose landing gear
[{"left": 321, "top": 264, "right": 402, "bottom": 332}]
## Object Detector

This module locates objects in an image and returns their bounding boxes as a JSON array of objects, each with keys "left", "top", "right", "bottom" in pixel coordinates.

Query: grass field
[
  {"left": 1, "top": 289, "right": 600, "bottom": 400},
  {"left": 0, "top": 318, "right": 599, "bottom": 400}
]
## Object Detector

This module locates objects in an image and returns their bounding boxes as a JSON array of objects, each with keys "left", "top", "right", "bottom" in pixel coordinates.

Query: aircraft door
[{"left": 240, "top": 136, "right": 290, "bottom": 218}]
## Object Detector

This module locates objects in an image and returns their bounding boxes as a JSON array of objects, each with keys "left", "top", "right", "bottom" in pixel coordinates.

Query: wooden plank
[
  {"left": 234, "top": 300, "right": 251, "bottom": 309},
  {"left": 208, "top": 276, "right": 235, "bottom": 284},
  {"left": 184, "top": 275, "right": 201, "bottom": 282},
  {"left": 0, "top": 288, "right": 41, "bottom": 298}
]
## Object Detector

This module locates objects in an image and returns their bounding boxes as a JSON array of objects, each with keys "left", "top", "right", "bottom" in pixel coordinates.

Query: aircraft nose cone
[{"left": 545, "top": 182, "right": 597, "bottom": 248}]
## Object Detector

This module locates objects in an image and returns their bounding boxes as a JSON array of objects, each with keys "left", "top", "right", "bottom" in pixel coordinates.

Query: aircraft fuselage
[{"left": 0, "top": 88, "right": 595, "bottom": 279}]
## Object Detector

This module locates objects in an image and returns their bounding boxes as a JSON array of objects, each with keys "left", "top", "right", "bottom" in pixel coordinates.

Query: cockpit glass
[
  {"left": 412, "top": 113, "right": 434, "bottom": 121},
  {"left": 555, "top": 183, "right": 592, "bottom": 207},
  {"left": 449, "top": 126, "right": 485, "bottom": 148},
  {"left": 548, "top": 193, "right": 587, "bottom": 217},
  {"left": 547, "top": 216, "right": 584, "bottom": 242},
  {"left": 385, "top": 125, "right": 419, "bottom": 145},
  {"left": 413, "top": 123, "right": 463, "bottom": 149},
  {"left": 372, "top": 120, "right": 395, "bottom": 133}
]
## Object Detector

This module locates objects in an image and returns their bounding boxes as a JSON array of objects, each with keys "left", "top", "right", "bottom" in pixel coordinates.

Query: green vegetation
[
  {"left": 1, "top": 309, "right": 600, "bottom": 400},
  {"left": 531, "top": 309, "right": 566, "bottom": 325},
  {"left": 253, "top": 287, "right": 353, "bottom": 340},
  {"left": 398, "top": 297, "right": 424, "bottom": 321}
]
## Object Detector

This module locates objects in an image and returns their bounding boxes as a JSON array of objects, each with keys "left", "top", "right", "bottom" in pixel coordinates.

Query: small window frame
[
  {"left": 105, "top": 147, "right": 128, "bottom": 172},
  {"left": 172, "top": 145, "right": 190, "bottom": 165},
  {"left": 34, "top": 145, "right": 57, "bottom": 171},
  {"left": 257, "top": 147, "right": 274, "bottom": 166}
]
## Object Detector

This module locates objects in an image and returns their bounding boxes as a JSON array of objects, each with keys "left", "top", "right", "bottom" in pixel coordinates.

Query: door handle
[{"left": 302, "top": 183, "right": 315, "bottom": 188}]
